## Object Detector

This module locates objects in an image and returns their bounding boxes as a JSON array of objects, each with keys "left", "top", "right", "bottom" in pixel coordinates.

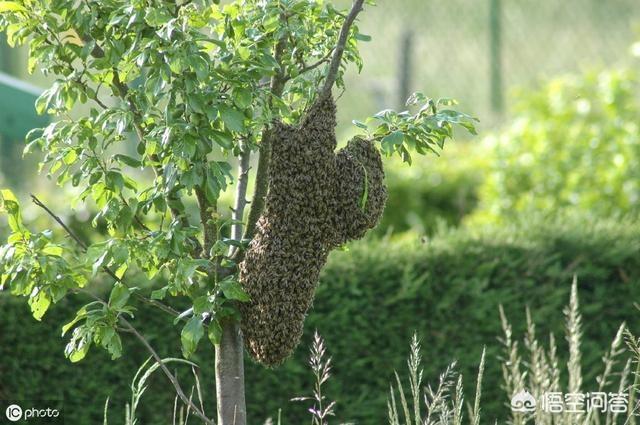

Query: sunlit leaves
[
  {"left": 0, "top": 189, "right": 23, "bottom": 232},
  {"left": 0, "top": 195, "right": 87, "bottom": 323},
  {"left": 0, "top": 0, "right": 372, "bottom": 364},
  {"left": 0, "top": 2, "right": 26, "bottom": 13},
  {"left": 354, "top": 92, "right": 478, "bottom": 164},
  {"left": 62, "top": 302, "right": 124, "bottom": 362},
  {"left": 28, "top": 288, "right": 51, "bottom": 321}
]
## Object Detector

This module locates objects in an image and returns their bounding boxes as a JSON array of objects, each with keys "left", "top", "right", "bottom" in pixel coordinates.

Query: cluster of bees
[{"left": 239, "top": 96, "right": 387, "bottom": 366}]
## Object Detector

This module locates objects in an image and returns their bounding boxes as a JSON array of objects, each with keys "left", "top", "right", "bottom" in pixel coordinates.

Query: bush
[
  {"left": 1, "top": 214, "right": 639, "bottom": 423},
  {"left": 470, "top": 66, "right": 640, "bottom": 224},
  {"left": 376, "top": 142, "right": 484, "bottom": 235}
]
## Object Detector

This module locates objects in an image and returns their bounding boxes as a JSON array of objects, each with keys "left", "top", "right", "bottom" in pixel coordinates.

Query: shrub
[
  {"left": 469, "top": 66, "right": 640, "bottom": 224},
  {"left": 377, "top": 142, "right": 484, "bottom": 235},
  {"left": 1, "top": 213, "right": 639, "bottom": 423}
]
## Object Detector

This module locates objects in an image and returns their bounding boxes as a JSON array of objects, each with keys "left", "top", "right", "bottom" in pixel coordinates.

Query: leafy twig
[
  {"left": 320, "top": 0, "right": 365, "bottom": 99},
  {"left": 30, "top": 194, "right": 181, "bottom": 319}
]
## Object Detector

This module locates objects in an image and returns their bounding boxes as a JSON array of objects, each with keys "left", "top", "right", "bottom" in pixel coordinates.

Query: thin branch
[
  {"left": 118, "top": 319, "right": 215, "bottom": 425},
  {"left": 195, "top": 187, "right": 217, "bottom": 258},
  {"left": 229, "top": 146, "right": 251, "bottom": 258},
  {"left": 242, "top": 35, "right": 287, "bottom": 242},
  {"left": 279, "top": 50, "right": 333, "bottom": 85},
  {"left": 320, "top": 0, "right": 365, "bottom": 99},
  {"left": 30, "top": 194, "right": 181, "bottom": 319},
  {"left": 77, "top": 287, "right": 214, "bottom": 425},
  {"left": 31, "top": 195, "right": 87, "bottom": 249}
]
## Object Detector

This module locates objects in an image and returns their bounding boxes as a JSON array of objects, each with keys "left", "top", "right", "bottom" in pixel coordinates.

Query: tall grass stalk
[{"left": 387, "top": 277, "right": 639, "bottom": 425}]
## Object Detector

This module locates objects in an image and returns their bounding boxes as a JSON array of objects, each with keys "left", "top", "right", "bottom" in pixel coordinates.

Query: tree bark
[{"left": 216, "top": 319, "right": 247, "bottom": 425}]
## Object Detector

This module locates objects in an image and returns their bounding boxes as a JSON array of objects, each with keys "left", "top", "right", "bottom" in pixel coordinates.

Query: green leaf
[
  {"left": 220, "top": 280, "right": 250, "bottom": 302},
  {"left": 381, "top": 130, "right": 404, "bottom": 154},
  {"left": 65, "top": 327, "right": 92, "bottom": 363},
  {"left": 0, "top": 189, "right": 24, "bottom": 232},
  {"left": 357, "top": 160, "right": 369, "bottom": 212},
  {"left": 150, "top": 287, "right": 168, "bottom": 300},
  {"left": 355, "top": 33, "right": 372, "bottom": 41},
  {"left": 193, "top": 295, "right": 212, "bottom": 315},
  {"left": 237, "top": 46, "right": 250, "bottom": 60},
  {"left": 233, "top": 87, "right": 252, "bottom": 109},
  {"left": 144, "top": 8, "right": 171, "bottom": 26},
  {"left": 352, "top": 120, "right": 368, "bottom": 130},
  {"left": 114, "top": 154, "right": 142, "bottom": 168},
  {"left": 62, "top": 305, "right": 90, "bottom": 336},
  {"left": 101, "top": 329, "right": 123, "bottom": 360},
  {"left": 91, "top": 250, "right": 109, "bottom": 277},
  {"left": 181, "top": 316, "right": 204, "bottom": 359},
  {"left": 219, "top": 105, "right": 245, "bottom": 133},
  {"left": 0, "top": 1, "right": 26, "bottom": 12},
  {"left": 28, "top": 289, "right": 51, "bottom": 321},
  {"left": 108, "top": 283, "right": 130, "bottom": 310},
  {"left": 42, "top": 245, "right": 64, "bottom": 256},
  {"left": 208, "top": 319, "right": 223, "bottom": 346}
]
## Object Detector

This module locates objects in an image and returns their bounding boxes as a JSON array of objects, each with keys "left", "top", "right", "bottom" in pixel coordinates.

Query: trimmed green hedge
[{"left": 1, "top": 214, "right": 639, "bottom": 424}]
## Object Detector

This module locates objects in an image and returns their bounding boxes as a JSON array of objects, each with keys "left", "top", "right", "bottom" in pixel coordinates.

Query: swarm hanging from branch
[{"left": 239, "top": 95, "right": 387, "bottom": 366}]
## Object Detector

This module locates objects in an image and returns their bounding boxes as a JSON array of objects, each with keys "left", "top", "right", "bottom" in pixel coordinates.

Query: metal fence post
[
  {"left": 489, "top": 0, "right": 504, "bottom": 113},
  {"left": 398, "top": 30, "right": 414, "bottom": 109}
]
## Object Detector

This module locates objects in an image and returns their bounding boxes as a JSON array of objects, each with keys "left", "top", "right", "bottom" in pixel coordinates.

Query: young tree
[{"left": 0, "top": 0, "right": 476, "bottom": 423}]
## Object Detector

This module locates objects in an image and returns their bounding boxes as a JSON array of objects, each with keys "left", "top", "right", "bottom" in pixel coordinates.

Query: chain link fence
[{"left": 338, "top": 0, "right": 640, "bottom": 135}]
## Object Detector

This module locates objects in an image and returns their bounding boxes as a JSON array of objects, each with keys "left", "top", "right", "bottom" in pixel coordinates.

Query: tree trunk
[{"left": 216, "top": 319, "right": 247, "bottom": 425}]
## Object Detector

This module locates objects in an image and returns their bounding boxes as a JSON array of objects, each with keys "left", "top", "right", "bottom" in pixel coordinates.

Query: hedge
[{"left": 1, "top": 214, "right": 639, "bottom": 424}]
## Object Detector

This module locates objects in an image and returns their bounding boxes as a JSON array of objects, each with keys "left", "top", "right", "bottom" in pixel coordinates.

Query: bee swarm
[{"left": 239, "top": 96, "right": 387, "bottom": 366}]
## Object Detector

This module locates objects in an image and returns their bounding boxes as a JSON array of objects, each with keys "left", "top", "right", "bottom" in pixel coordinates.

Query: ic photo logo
[
  {"left": 5, "top": 404, "right": 22, "bottom": 422},
  {"left": 2, "top": 402, "right": 62, "bottom": 423}
]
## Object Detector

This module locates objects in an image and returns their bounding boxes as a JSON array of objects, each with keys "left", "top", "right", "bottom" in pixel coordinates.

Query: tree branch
[
  {"left": 242, "top": 38, "right": 287, "bottom": 242},
  {"left": 30, "top": 194, "right": 181, "bottom": 319},
  {"left": 195, "top": 187, "right": 217, "bottom": 259},
  {"left": 320, "top": 0, "right": 365, "bottom": 99},
  {"left": 229, "top": 146, "right": 251, "bottom": 258},
  {"left": 76, "top": 287, "right": 214, "bottom": 425},
  {"left": 118, "top": 318, "right": 215, "bottom": 425}
]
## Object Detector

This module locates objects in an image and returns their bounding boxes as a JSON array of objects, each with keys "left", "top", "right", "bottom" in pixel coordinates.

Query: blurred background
[{"left": 1, "top": 1, "right": 640, "bottom": 424}]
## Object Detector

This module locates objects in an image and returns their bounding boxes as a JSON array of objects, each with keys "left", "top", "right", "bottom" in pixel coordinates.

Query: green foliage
[
  {"left": 470, "top": 66, "right": 640, "bottom": 224},
  {"left": 377, "top": 143, "right": 484, "bottom": 235},
  {"left": 353, "top": 92, "right": 477, "bottom": 164},
  {"left": 0, "top": 0, "right": 475, "bottom": 370},
  {"left": 0, "top": 0, "right": 371, "bottom": 364},
  {"left": 2, "top": 214, "right": 639, "bottom": 423}
]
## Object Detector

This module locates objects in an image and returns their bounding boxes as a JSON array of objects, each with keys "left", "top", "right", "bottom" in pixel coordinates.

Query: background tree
[{"left": 0, "top": 0, "right": 475, "bottom": 424}]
